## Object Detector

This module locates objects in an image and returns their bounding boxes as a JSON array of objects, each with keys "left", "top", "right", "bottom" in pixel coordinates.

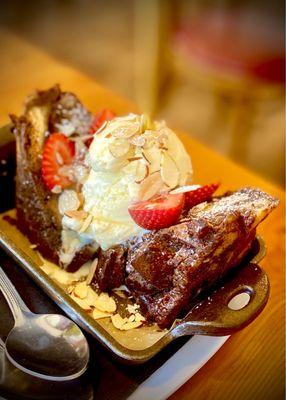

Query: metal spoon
[{"left": 0, "top": 267, "right": 89, "bottom": 381}]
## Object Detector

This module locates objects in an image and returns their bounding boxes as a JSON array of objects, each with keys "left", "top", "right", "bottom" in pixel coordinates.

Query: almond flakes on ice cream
[{"left": 62, "top": 113, "right": 192, "bottom": 251}]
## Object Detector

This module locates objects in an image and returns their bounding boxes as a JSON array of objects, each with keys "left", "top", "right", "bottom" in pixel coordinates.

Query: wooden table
[{"left": 0, "top": 28, "right": 284, "bottom": 400}]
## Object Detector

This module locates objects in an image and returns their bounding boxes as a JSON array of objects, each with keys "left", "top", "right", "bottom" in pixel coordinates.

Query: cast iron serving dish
[{"left": 0, "top": 123, "right": 272, "bottom": 364}]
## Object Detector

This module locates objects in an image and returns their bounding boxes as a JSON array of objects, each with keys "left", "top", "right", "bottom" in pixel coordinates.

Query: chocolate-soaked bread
[
  {"left": 11, "top": 85, "right": 95, "bottom": 271},
  {"left": 125, "top": 188, "right": 278, "bottom": 328},
  {"left": 92, "top": 245, "right": 127, "bottom": 291}
]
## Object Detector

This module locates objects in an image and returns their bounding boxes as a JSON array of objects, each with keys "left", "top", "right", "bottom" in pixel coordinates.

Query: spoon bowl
[
  {"left": 5, "top": 313, "right": 89, "bottom": 380},
  {"left": 0, "top": 267, "right": 89, "bottom": 381}
]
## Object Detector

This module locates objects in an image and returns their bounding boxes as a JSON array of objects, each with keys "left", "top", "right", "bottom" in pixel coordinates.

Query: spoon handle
[{"left": 0, "top": 267, "right": 30, "bottom": 323}]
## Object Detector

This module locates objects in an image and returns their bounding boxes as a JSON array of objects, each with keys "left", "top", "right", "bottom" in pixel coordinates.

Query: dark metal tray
[{"left": 0, "top": 125, "right": 269, "bottom": 364}]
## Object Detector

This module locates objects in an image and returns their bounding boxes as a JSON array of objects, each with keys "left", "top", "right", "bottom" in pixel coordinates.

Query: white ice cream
[{"left": 60, "top": 113, "right": 192, "bottom": 254}]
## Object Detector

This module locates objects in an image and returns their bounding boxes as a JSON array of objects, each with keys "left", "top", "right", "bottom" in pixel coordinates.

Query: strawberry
[
  {"left": 184, "top": 183, "right": 220, "bottom": 209},
  {"left": 41, "top": 133, "right": 75, "bottom": 190},
  {"left": 128, "top": 193, "right": 184, "bottom": 230},
  {"left": 89, "top": 109, "right": 116, "bottom": 135}
]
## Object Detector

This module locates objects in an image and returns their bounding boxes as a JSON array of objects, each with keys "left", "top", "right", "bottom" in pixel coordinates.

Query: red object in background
[{"left": 174, "top": 7, "right": 285, "bottom": 83}]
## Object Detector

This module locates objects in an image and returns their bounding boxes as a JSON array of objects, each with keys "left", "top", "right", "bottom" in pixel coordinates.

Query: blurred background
[{"left": 0, "top": 0, "right": 284, "bottom": 185}]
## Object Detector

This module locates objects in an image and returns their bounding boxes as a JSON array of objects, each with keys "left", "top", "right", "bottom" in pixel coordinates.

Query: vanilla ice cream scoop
[{"left": 61, "top": 113, "right": 193, "bottom": 252}]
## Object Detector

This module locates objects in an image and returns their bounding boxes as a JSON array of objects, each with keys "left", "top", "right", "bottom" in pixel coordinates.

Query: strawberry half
[
  {"left": 185, "top": 183, "right": 220, "bottom": 209},
  {"left": 41, "top": 133, "right": 75, "bottom": 190},
  {"left": 128, "top": 193, "right": 184, "bottom": 230},
  {"left": 89, "top": 109, "right": 116, "bottom": 135}
]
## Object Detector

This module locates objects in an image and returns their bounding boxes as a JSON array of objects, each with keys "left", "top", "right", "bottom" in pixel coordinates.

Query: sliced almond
[
  {"left": 137, "top": 171, "right": 163, "bottom": 201},
  {"left": 109, "top": 139, "right": 131, "bottom": 158},
  {"left": 58, "top": 190, "right": 80, "bottom": 215},
  {"left": 78, "top": 214, "right": 93, "bottom": 234},
  {"left": 86, "top": 286, "right": 98, "bottom": 305},
  {"left": 128, "top": 314, "right": 135, "bottom": 322},
  {"left": 134, "top": 312, "right": 146, "bottom": 323},
  {"left": 86, "top": 258, "right": 98, "bottom": 285},
  {"left": 73, "top": 261, "right": 92, "bottom": 279},
  {"left": 52, "top": 270, "right": 75, "bottom": 285},
  {"left": 135, "top": 161, "right": 149, "bottom": 184},
  {"left": 160, "top": 152, "right": 180, "bottom": 188},
  {"left": 93, "top": 292, "right": 117, "bottom": 313},
  {"left": 141, "top": 147, "right": 160, "bottom": 171},
  {"left": 111, "top": 314, "right": 128, "bottom": 329},
  {"left": 64, "top": 210, "right": 88, "bottom": 220},
  {"left": 121, "top": 321, "right": 143, "bottom": 330},
  {"left": 92, "top": 309, "right": 112, "bottom": 320},
  {"left": 112, "top": 123, "right": 140, "bottom": 138},
  {"left": 70, "top": 293, "right": 92, "bottom": 311},
  {"left": 74, "top": 281, "right": 88, "bottom": 299}
]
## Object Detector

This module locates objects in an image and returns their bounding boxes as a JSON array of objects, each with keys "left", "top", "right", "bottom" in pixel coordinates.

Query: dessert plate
[
  {"left": 0, "top": 126, "right": 269, "bottom": 364},
  {"left": 127, "top": 335, "right": 229, "bottom": 400}
]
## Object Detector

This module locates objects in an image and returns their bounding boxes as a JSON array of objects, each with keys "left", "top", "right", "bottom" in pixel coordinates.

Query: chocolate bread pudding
[
  {"left": 124, "top": 188, "right": 276, "bottom": 327},
  {"left": 11, "top": 85, "right": 95, "bottom": 270},
  {"left": 11, "top": 86, "right": 278, "bottom": 329}
]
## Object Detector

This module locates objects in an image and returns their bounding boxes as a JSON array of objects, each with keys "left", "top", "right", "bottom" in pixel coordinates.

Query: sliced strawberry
[
  {"left": 185, "top": 182, "right": 220, "bottom": 209},
  {"left": 89, "top": 109, "right": 116, "bottom": 135},
  {"left": 128, "top": 193, "right": 184, "bottom": 230},
  {"left": 41, "top": 133, "right": 75, "bottom": 190}
]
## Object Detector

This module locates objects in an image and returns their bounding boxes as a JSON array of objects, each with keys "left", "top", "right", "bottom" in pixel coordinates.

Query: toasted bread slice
[{"left": 11, "top": 86, "right": 95, "bottom": 271}]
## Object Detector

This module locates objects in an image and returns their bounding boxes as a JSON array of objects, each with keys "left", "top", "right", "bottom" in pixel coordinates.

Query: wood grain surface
[{"left": 0, "top": 28, "right": 284, "bottom": 400}]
